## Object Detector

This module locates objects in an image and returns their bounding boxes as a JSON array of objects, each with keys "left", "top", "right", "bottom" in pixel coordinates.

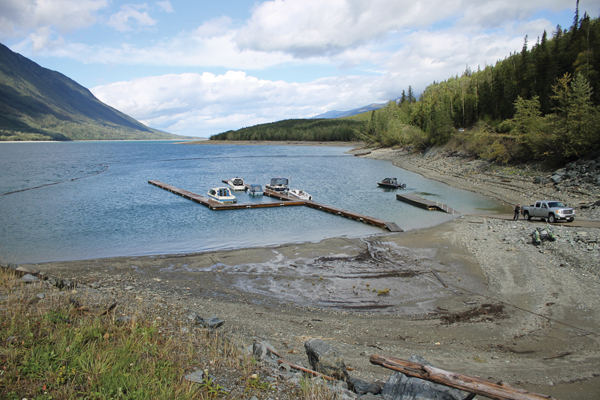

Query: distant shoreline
[
  {"left": 0, "top": 139, "right": 191, "bottom": 143},
  {"left": 182, "top": 139, "right": 362, "bottom": 147},
  {"left": 0, "top": 140, "right": 60, "bottom": 143}
]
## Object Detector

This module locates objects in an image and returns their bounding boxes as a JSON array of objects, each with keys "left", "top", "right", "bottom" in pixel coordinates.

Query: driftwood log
[
  {"left": 277, "top": 359, "right": 336, "bottom": 381},
  {"left": 370, "top": 355, "right": 557, "bottom": 400}
]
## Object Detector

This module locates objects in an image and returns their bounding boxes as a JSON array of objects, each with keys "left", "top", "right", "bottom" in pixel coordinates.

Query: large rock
[
  {"left": 187, "top": 313, "right": 224, "bottom": 329},
  {"left": 184, "top": 369, "right": 206, "bottom": 383},
  {"left": 252, "top": 341, "right": 279, "bottom": 365},
  {"left": 550, "top": 174, "right": 563, "bottom": 184},
  {"left": 304, "top": 339, "right": 350, "bottom": 381},
  {"left": 382, "top": 355, "right": 466, "bottom": 400},
  {"left": 16, "top": 265, "right": 40, "bottom": 275},
  {"left": 21, "top": 274, "right": 40, "bottom": 283},
  {"left": 348, "top": 376, "right": 383, "bottom": 395}
]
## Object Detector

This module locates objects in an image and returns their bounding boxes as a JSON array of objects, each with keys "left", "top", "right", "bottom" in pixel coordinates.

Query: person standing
[{"left": 513, "top": 204, "right": 521, "bottom": 220}]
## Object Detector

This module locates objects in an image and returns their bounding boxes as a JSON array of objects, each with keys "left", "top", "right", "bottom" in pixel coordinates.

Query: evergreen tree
[{"left": 407, "top": 86, "right": 414, "bottom": 103}]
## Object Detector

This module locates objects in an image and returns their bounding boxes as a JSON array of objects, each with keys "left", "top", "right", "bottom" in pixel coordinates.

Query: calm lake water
[{"left": 0, "top": 141, "right": 507, "bottom": 264}]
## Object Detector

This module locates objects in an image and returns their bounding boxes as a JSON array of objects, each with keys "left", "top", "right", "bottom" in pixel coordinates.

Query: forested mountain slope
[
  {"left": 210, "top": 118, "right": 364, "bottom": 142},
  {"left": 360, "top": 8, "right": 600, "bottom": 165},
  {"left": 0, "top": 43, "right": 180, "bottom": 141}
]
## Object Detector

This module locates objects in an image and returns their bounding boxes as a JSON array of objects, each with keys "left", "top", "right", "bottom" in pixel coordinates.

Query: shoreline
[
  {"left": 183, "top": 139, "right": 362, "bottom": 147},
  {"left": 359, "top": 147, "right": 600, "bottom": 220},
  {"left": 17, "top": 143, "right": 600, "bottom": 399}
]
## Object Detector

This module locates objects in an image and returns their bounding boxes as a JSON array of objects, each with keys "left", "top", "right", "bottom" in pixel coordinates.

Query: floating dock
[
  {"left": 149, "top": 180, "right": 403, "bottom": 232},
  {"left": 396, "top": 193, "right": 460, "bottom": 215},
  {"left": 148, "top": 180, "right": 305, "bottom": 210}
]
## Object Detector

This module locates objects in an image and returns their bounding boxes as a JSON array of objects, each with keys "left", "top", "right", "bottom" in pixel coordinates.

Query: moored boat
[
  {"left": 288, "top": 189, "right": 312, "bottom": 201},
  {"left": 227, "top": 177, "right": 245, "bottom": 191},
  {"left": 377, "top": 177, "right": 406, "bottom": 189},
  {"left": 207, "top": 187, "right": 237, "bottom": 203},
  {"left": 265, "top": 177, "right": 289, "bottom": 193},
  {"left": 246, "top": 184, "right": 263, "bottom": 196}
]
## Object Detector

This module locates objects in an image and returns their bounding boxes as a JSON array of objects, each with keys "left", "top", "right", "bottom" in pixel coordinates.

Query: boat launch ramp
[
  {"left": 149, "top": 180, "right": 402, "bottom": 232},
  {"left": 396, "top": 193, "right": 460, "bottom": 214}
]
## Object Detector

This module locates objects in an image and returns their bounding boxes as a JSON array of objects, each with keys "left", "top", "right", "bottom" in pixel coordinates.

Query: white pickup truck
[{"left": 521, "top": 200, "right": 575, "bottom": 223}]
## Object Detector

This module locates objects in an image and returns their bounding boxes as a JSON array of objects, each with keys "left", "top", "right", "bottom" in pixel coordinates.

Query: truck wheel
[
  {"left": 548, "top": 214, "right": 556, "bottom": 223},
  {"left": 524, "top": 212, "right": 531, "bottom": 221}
]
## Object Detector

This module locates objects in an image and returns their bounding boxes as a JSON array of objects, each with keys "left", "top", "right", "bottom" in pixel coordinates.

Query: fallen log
[{"left": 370, "top": 355, "right": 557, "bottom": 400}]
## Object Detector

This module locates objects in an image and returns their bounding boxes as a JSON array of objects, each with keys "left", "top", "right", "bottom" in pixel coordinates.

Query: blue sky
[{"left": 0, "top": 0, "right": 596, "bottom": 138}]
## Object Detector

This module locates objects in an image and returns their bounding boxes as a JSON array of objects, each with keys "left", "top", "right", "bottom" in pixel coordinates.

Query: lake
[{"left": 0, "top": 141, "right": 506, "bottom": 264}]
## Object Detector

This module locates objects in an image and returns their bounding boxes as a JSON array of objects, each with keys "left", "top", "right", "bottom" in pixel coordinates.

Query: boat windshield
[
  {"left": 271, "top": 178, "right": 288, "bottom": 186},
  {"left": 251, "top": 185, "right": 262, "bottom": 191},
  {"left": 232, "top": 179, "right": 243, "bottom": 185}
]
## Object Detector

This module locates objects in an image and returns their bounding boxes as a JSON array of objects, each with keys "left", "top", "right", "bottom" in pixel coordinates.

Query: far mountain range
[{"left": 311, "top": 101, "right": 395, "bottom": 119}]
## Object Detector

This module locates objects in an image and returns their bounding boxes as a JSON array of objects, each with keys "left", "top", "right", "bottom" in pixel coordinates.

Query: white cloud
[
  {"left": 235, "top": 0, "right": 586, "bottom": 58},
  {"left": 457, "top": 0, "right": 576, "bottom": 31},
  {"left": 236, "top": 0, "right": 450, "bottom": 57},
  {"left": 26, "top": 19, "right": 297, "bottom": 69},
  {"left": 107, "top": 3, "right": 157, "bottom": 32},
  {"left": 91, "top": 71, "right": 388, "bottom": 137},
  {"left": 0, "top": 0, "right": 107, "bottom": 38},
  {"left": 28, "top": 27, "right": 66, "bottom": 52},
  {"left": 156, "top": 1, "right": 174, "bottom": 13}
]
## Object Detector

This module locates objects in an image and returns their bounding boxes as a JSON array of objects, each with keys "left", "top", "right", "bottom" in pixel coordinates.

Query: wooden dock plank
[
  {"left": 396, "top": 193, "right": 460, "bottom": 215},
  {"left": 148, "top": 180, "right": 403, "bottom": 232}
]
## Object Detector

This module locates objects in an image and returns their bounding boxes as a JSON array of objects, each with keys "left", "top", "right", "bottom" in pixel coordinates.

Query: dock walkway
[
  {"left": 396, "top": 193, "right": 460, "bottom": 215},
  {"left": 149, "top": 180, "right": 403, "bottom": 232}
]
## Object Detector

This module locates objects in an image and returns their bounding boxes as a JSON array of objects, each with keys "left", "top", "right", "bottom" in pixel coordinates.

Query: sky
[{"left": 1, "top": 1, "right": 597, "bottom": 138}]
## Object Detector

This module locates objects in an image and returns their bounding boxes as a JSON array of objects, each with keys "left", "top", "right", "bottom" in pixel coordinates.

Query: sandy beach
[{"left": 22, "top": 145, "right": 600, "bottom": 399}]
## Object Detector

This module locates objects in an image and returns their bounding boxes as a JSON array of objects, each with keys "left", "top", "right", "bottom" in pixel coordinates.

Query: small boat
[
  {"left": 288, "top": 189, "right": 312, "bottom": 201},
  {"left": 377, "top": 177, "right": 406, "bottom": 189},
  {"left": 246, "top": 184, "right": 263, "bottom": 196},
  {"left": 227, "top": 177, "right": 245, "bottom": 191},
  {"left": 207, "top": 187, "right": 237, "bottom": 203},
  {"left": 265, "top": 177, "right": 289, "bottom": 193}
]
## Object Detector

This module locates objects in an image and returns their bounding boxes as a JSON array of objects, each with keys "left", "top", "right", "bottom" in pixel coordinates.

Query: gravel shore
[{"left": 20, "top": 146, "right": 600, "bottom": 399}]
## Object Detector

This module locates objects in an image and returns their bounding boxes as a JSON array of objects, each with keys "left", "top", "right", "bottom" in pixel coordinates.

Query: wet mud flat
[{"left": 25, "top": 216, "right": 600, "bottom": 399}]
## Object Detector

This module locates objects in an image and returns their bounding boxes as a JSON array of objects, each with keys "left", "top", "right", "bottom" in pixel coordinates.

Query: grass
[{"left": 0, "top": 268, "right": 339, "bottom": 399}]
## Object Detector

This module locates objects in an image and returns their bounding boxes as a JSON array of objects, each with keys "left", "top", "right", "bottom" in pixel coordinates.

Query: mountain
[
  {"left": 311, "top": 101, "right": 396, "bottom": 119},
  {"left": 0, "top": 43, "right": 182, "bottom": 141}
]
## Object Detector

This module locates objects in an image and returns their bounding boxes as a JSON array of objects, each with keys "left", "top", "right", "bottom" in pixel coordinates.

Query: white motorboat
[
  {"left": 288, "top": 189, "right": 312, "bottom": 201},
  {"left": 227, "top": 177, "right": 245, "bottom": 191},
  {"left": 265, "top": 177, "right": 289, "bottom": 193},
  {"left": 246, "top": 184, "right": 263, "bottom": 196},
  {"left": 207, "top": 187, "right": 237, "bottom": 204}
]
